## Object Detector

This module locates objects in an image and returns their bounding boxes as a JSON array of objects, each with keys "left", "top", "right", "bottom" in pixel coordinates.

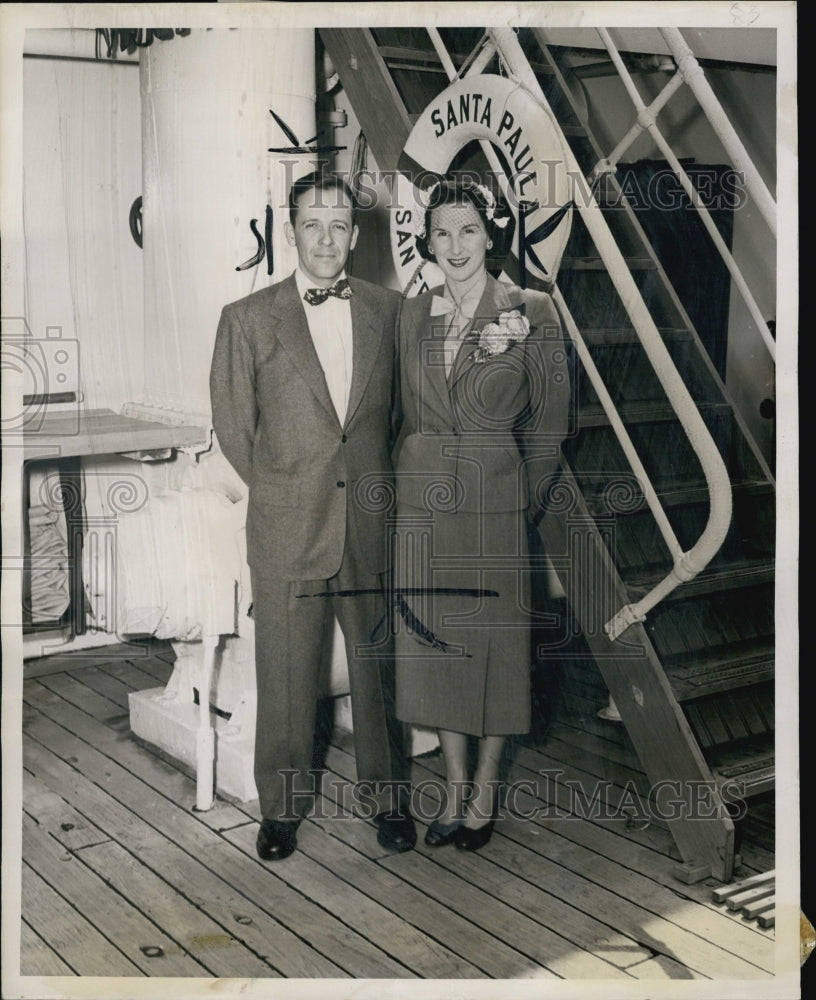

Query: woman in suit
[{"left": 392, "top": 178, "right": 571, "bottom": 850}]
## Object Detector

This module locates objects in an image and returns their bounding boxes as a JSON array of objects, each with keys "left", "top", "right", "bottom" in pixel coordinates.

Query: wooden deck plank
[
  {"left": 224, "top": 823, "right": 485, "bottom": 979},
  {"left": 23, "top": 772, "right": 111, "bottom": 852},
  {"left": 625, "top": 954, "right": 708, "bottom": 980},
  {"left": 103, "top": 655, "right": 176, "bottom": 690},
  {"left": 35, "top": 671, "right": 128, "bottom": 727},
  {"left": 69, "top": 663, "right": 137, "bottom": 709},
  {"left": 712, "top": 870, "right": 775, "bottom": 902},
  {"left": 313, "top": 772, "right": 655, "bottom": 973},
  {"left": 144, "top": 642, "right": 177, "bottom": 667},
  {"left": 321, "top": 744, "right": 628, "bottom": 978},
  {"left": 413, "top": 748, "right": 776, "bottom": 954},
  {"left": 549, "top": 720, "right": 645, "bottom": 772},
  {"left": 299, "top": 810, "right": 548, "bottom": 979},
  {"left": 378, "top": 848, "right": 632, "bottom": 979},
  {"left": 22, "top": 709, "right": 394, "bottom": 977},
  {"left": 464, "top": 783, "right": 774, "bottom": 974},
  {"left": 410, "top": 817, "right": 656, "bottom": 971},
  {"left": 22, "top": 863, "right": 143, "bottom": 977},
  {"left": 77, "top": 841, "right": 283, "bottom": 979},
  {"left": 512, "top": 742, "right": 673, "bottom": 841},
  {"left": 22, "top": 728, "right": 350, "bottom": 977},
  {"left": 477, "top": 740, "right": 672, "bottom": 851},
  {"left": 24, "top": 748, "right": 325, "bottom": 981},
  {"left": 18, "top": 648, "right": 776, "bottom": 982},
  {"left": 316, "top": 759, "right": 665, "bottom": 972},
  {"left": 25, "top": 678, "right": 249, "bottom": 832},
  {"left": 539, "top": 731, "right": 653, "bottom": 797},
  {"left": 24, "top": 649, "right": 132, "bottom": 680},
  {"left": 20, "top": 919, "right": 76, "bottom": 977},
  {"left": 337, "top": 729, "right": 773, "bottom": 939},
  {"left": 22, "top": 811, "right": 212, "bottom": 977},
  {"left": 743, "top": 896, "right": 775, "bottom": 919},
  {"left": 468, "top": 812, "right": 769, "bottom": 977}
]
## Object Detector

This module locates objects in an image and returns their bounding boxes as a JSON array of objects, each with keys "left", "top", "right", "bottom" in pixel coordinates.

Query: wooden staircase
[{"left": 320, "top": 26, "right": 775, "bottom": 883}]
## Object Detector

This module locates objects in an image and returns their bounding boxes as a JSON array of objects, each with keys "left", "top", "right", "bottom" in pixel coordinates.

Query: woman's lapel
[
  {"left": 417, "top": 289, "right": 457, "bottom": 419},
  {"left": 448, "top": 274, "right": 517, "bottom": 389}
]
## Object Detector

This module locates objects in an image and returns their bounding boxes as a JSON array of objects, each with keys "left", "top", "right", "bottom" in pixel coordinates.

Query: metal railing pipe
[
  {"left": 551, "top": 286, "right": 684, "bottom": 563},
  {"left": 490, "top": 26, "right": 734, "bottom": 641},
  {"left": 427, "top": 27, "right": 458, "bottom": 78},
  {"left": 594, "top": 70, "right": 685, "bottom": 177},
  {"left": 597, "top": 28, "right": 776, "bottom": 363},
  {"left": 659, "top": 26, "right": 777, "bottom": 237}
]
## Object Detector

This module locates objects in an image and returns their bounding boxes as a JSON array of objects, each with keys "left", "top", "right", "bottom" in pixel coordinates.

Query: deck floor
[{"left": 17, "top": 640, "right": 775, "bottom": 982}]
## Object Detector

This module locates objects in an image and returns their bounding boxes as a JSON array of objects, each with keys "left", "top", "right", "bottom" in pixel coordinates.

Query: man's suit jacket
[
  {"left": 210, "top": 273, "right": 401, "bottom": 581},
  {"left": 393, "top": 274, "right": 571, "bottom": 516}
]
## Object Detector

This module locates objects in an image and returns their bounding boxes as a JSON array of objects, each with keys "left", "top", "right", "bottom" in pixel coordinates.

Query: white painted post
[{"left": 195, "top": 634, "right": 218, "bottom": 811}]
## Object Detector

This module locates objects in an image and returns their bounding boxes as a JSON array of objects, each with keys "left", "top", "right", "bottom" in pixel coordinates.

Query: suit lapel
[
  {"left": 448, "top": 274, "right": 515, "bottom": 391},
  {"left": 344, "top": 279, "right": 385, "bottom": 428},
  {"left": 268, "top": 274, "right": 340, "bottom": 423},
  {"left": 417, "top": 292, "right": 456, "bottom": 420}
]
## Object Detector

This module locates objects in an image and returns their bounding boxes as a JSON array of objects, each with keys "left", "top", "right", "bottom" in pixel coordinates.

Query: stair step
[
  {"left": 580, "top": 476, "right": 773, "bottom": 515},
  {"left": 708, "top": 742, "right": 775, "bottom": 800},
  {"left": 625, "top": 557, "right": 774, "bottom": 601},
  {"left": 580, "top": 326, "right": 691, "bottom": 346},
  {"left": 663, "top": 639, "right": 775, "bottom": 701},
  {"left": 559, "top": 255, "right": 656, "bottom": 271},
  {"left": 578, "top": 399, "right": 731, "bottom": 428}
]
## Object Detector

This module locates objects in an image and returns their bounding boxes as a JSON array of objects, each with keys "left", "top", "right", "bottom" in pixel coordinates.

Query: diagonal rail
[
  {"left": 596, "top": 28, "right": 776, "bottom": 362},
  {"left": 489, "top": 26, "right": 734, "bottom": 641},
  {"left": 659, "top": 26, "right": 777, "bottom": 238}
]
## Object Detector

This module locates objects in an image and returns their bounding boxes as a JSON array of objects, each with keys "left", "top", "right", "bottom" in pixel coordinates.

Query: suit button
[
  {"left": 341, "top": 434, "right": 348, "bottom": 443},
  {"left": 337, "top": 481, "right": 345, "bottom": 488}
]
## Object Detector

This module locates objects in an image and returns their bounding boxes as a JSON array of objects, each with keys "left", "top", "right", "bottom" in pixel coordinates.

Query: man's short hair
[{"left": 288, "top": 171, "right": 358, "bottom": 226}]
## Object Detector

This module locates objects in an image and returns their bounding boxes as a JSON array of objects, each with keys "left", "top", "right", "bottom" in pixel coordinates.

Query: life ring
[{"left": 389, "top": 75, "right": 574, "bottom": 296}]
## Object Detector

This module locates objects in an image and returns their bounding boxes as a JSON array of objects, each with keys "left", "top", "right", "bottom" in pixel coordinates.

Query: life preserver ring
[{"left": 389, "top": 75, "right": 573, "bottom": 296}]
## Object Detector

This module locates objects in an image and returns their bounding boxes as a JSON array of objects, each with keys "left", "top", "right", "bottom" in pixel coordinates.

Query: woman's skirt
[{"left": 393, "top": 503, "right": 532, "bottom": 736}]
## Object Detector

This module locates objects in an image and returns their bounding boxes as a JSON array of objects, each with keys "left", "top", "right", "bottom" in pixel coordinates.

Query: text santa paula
[{"left": 429, "top": 92, "right": 538, "bottom": 189}]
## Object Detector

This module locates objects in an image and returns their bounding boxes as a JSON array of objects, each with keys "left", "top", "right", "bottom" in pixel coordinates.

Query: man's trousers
[{"left": 250, "top": 531, "right": 408, "bottom": 822}]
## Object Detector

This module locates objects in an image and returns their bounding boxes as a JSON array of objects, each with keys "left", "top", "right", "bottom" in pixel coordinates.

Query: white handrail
[
  {"left": 428, "top": 27, "right": 495, "bottom": 81},
  {"left": 596, "top": 28, "right": 776, "bottom": 363},
  {"left": 659, "top": 26, "right": 777, "bottom": 238},
  {"left": 590, "top": 70, "right": 685, "bottom": 179},
  {"left": 550, "top": 286, "right": 684, "bottom": 565},
  {"left": 489, "top": 26, "right": 734, "bottom": 641}
]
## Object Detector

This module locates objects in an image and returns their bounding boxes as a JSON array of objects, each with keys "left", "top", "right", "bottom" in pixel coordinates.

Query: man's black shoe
[
  {"left": 373, "top": 810, "right": 417, "bottom": 853},
  {"left": 256, "top": 819, "right": 298, "bottom": 861}
]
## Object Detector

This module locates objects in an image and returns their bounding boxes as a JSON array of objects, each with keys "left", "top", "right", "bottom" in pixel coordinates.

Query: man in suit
[{"left": 210, "top": 171, "right": 415, "bottom": 861}]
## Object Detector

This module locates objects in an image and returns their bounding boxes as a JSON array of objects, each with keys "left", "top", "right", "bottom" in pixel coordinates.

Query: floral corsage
[{"left": 471, "top": 308, "right": 531, "bottom": 364}]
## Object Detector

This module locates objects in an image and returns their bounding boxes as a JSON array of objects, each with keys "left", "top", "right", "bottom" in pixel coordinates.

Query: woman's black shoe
[
  {"left": 424, "top": 818, "right": 462, "bottom": 847},
  {"left": 454, "top": 820, "right": 495, "bottom": 851}
]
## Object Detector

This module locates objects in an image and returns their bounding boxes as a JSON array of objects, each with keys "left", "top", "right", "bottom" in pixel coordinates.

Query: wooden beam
[
  {"left": 319, "top": 29, "right": 413, "bottom": 172},
  {"left": 536, "top": 464, "right": 737, "bottom": 882}
]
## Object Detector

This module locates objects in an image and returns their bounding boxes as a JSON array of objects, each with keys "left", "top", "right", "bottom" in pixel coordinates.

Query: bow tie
[{"left": 303, "top": 278, "right": 353, "bottom": 306}]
